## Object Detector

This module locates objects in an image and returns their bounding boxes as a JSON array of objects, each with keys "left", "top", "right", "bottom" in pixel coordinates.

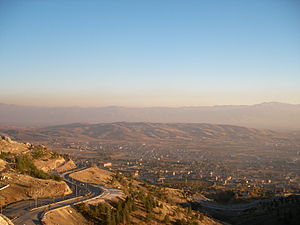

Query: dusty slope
[
  {"left": 69, "top": 166, "right": 113, "bottom": 186},
  {"left": 43, "top": 206, "right": 91, "bottom": 225},
  {"left": 56, "top": 159, "right": 77, "bottom": 173},
  {"left": 33, "top": 157, "right": 66, "bottom": 172},
  {"left": 0, "top": 172, "right": 72, "bottom": 206},
  {"left": 0, "top": 136, "right": 29, "bottom": 154}
]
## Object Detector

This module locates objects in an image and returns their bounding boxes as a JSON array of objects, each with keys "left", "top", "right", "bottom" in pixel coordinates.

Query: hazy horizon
[
  {"left": 1, "top": 102, "right": 299, "bottom": 130},
  {"left": 1, "top": 0, "right": 300, "bottom": 107},
  {"left": 0, "top": 101, "right": 299, "bottom": 108}
]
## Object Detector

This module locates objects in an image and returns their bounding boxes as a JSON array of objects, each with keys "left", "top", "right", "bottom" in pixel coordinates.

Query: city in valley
[{"left": 1, "top": 121, "right": 299, "bottom": 224}]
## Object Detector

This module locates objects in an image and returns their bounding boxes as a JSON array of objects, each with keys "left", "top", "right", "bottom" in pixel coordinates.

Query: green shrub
[
  {"left": 50, "top": 151, "right": 61, "bottom": 159},
  {"left": 15, "top": 155, "right": 62, "bottom": 181},
  {"left": 31, "top": 146, "right": 47, "bottom": 159},
  {"left": 0, "top": 151, "right": 10, "bottom": 159}
]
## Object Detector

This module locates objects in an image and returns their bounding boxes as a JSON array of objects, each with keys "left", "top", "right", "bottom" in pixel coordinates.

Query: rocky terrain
[
  {"left": 0, "top": 136, "right": 73, "bottom": 206},
  {"left": 0, "top": 136, "right": 30, "bottom": 154}
]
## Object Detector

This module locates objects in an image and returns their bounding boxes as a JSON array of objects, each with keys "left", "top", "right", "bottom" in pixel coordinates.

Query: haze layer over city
[{"left": 0, "top": 1, "right": 299, "bottom": 225}]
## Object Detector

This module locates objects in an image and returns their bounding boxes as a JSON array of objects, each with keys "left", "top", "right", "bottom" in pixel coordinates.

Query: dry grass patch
[
  {"left": 43, "top": 206, "right": 91, "bottom": 225},
  {"left": 69, "top": 166, "right": 113, "bottom": 185}
]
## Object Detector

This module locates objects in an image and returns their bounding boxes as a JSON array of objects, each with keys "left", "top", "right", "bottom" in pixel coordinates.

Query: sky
[{"left": 0, "top": 0, "right": 300, "bottom": 107}]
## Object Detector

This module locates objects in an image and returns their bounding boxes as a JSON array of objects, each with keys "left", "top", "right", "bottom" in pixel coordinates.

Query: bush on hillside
[
  {"left": 0, "top": 151, "right": 11, "bottom": 159},
  {"left": 31, "top": 146, "right": 48, "bottom": 159},
  {"left": 15, "top": 155, "right": 62, "bottom": 181}
]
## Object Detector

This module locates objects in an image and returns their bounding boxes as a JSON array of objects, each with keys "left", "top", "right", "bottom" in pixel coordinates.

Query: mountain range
[
  {"left": 0, "top": 102, "right": 299, "bottom": 130},
  {"left": 1, "top": 122, "right": 299, "bottom": 149}
]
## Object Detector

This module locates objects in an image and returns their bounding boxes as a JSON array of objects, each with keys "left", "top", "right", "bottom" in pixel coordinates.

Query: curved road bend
[
  {"left": 196, "top": 197, "right": 279, "bottom": 212},
  {"left": 3, "top": 167, "right": 123, "bottom": 225}
]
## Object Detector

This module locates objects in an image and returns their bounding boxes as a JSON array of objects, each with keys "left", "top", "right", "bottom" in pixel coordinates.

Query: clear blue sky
[{"left": 0, "top": 0, "right": 299, "bottom": 107}]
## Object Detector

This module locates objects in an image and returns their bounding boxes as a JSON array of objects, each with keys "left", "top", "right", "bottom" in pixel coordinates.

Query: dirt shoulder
[{"left": 0, "top": 214, "right": 14, "bottom": 225}]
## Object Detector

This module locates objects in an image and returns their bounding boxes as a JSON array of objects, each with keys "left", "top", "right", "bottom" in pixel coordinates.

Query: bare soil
[
  {"left": 56, "top": 159, "right": 77, "bottom": 173},
  {"left": 69, "top": 166, "right": 113, "bottom": 185},
  {"left": 43, "top": 206, "right": 91, "bottom": 225}
]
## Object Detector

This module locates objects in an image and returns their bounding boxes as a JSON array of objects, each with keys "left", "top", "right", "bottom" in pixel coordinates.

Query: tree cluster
[
  {"left": 76, "top": 195, "right": 137, "bottom": 225},
  {"left": 15, "top": 155, "right": 62, "bottom": 181}
]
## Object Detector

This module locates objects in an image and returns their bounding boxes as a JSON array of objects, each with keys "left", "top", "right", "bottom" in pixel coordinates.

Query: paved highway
[
  {"left": 3, "top": 167, "right": 123, "bottom": 225},
  {"left": 195, "top": 196, "right": 280, "bottom": 212}
]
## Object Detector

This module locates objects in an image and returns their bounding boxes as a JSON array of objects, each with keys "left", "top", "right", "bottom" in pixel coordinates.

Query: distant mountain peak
[
  {"left": 258, "top": 102, "right": 287, "bottom": 105},
  {"left": 0, "top": 102, "right": 299, "bottom": 129}
]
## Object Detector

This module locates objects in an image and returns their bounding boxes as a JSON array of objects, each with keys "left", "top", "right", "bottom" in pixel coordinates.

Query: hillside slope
[
  {"left": 41, "top": 122, "right": 279, "bottom": 143},
  {"left": 66, "top": 166, "right": 221, "bottom": 225},
  {"left": 1, "top": 122, "right": 297, "bottom": 146},
  {"left": 0, "top": 136, "right": 73, "bottom": 206}
]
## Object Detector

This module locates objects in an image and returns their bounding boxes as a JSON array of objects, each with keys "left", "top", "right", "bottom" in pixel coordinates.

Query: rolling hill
[{"left": 0, "top": 122, "right": 298, "bottom": 148}]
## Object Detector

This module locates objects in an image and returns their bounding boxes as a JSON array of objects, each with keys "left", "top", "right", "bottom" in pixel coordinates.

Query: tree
[
  {"left": 111, "top": 211, "right": 116, "bottom": 225},
  {"left": 105, "top": 207, "right": 112, "bottom": 225},
  {"left": 163, "top": 214, "right": 170, "bottom": 223},
  {"left": 115, "top": 210, "right": 120, "bottom": 224},
  {"left": 145, "top": 212, "right": 153, "bottom": 222}
]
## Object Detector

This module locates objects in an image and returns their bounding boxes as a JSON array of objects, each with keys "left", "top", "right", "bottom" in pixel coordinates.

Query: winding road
[{"left": 3, "top": 167, "right": 123, "bottom": 225}]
